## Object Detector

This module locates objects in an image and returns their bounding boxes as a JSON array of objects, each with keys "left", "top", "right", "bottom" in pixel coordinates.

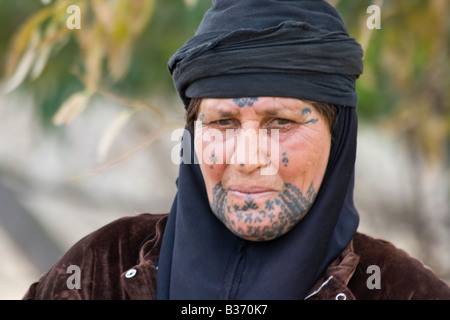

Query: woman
[{"left": 24, "top": 0, "right": 449, "bottom": 300}]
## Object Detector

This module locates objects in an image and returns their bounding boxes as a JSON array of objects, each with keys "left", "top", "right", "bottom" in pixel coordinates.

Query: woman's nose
[{"left": 230, "top": 127, "right": 271, "bottom": 174}]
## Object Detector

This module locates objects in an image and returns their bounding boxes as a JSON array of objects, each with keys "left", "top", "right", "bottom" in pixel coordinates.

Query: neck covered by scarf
[{"left": 157, "top": 0, "right": 363, "bottom": 300}]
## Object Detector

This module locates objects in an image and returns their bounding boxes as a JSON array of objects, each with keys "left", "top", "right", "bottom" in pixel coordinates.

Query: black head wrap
[
  {"left": 157, "top": 0, "right": 363, "bottom": 299},
  {"left": 169, "top": 0, "right": 363, "bottom": 108}
]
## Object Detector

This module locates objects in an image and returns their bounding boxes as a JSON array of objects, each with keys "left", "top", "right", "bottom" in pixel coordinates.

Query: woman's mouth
[{"left": 228, "top": 187, "right": 277, "bottom": 198}]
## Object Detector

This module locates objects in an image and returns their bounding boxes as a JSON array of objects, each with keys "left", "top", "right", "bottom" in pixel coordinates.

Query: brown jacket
[{"left": 23, "top": 213, "right": 450, "bottom": 300}]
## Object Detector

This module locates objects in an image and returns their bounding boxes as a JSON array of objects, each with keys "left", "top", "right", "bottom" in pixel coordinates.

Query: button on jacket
[{"left": 23, "top": 214, "right": 450, "bottom": 300}]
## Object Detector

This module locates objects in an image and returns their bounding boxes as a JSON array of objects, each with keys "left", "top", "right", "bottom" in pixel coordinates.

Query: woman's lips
[{"left": 228, "top": 187, "right": 277, "bottom": 198}]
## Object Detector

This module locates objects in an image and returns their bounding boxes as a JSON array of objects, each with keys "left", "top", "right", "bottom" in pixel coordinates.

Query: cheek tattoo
[
  {"left": 209, "top": 152, "right": 218, "bottom": 169},
  {"left": 282, "top": 152, "right": 289, "bottom": 167},
  {"left": 210, "top": 181, "right": 317, "bottom": 241}
]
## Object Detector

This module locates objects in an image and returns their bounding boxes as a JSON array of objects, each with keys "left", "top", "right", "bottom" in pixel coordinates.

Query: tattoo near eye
[
  {"left": 301, "top": 108, "right": 312, "bottom": 115},
  {"left": 300, "top": 108, "right": 318, "bottom": 124}
]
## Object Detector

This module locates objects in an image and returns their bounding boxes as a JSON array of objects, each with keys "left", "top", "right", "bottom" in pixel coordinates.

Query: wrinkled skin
[{"left": 194, "top": 97, "right": 331, "bottom": 241}]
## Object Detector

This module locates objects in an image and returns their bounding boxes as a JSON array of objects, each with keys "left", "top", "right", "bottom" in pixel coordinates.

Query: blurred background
[{"left": 0, "top": 0, "right": 449, "bottom": 299}]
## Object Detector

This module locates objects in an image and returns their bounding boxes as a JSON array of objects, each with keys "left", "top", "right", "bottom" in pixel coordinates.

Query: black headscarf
[{"left": 157, "top": 0, "right": 363, "bottom": 300}]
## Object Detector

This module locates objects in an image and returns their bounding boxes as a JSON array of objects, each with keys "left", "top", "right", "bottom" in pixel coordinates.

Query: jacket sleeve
[
  {"left": 22, "top": 213, "right": 166, "bottom": 300},
  {"left": 22, "top": 241, "right": 92, "bottom": 300},
  {"left": 350, "top": 233, "right": 450, "bottom": 300}
]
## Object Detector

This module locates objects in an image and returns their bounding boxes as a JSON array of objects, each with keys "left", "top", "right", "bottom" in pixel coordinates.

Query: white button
[
  {"left": 335, "top": 293, "right": 347, "bottom": 300},
  {"left": 125, "top": 268, "right": 137, "bottom": 278}
]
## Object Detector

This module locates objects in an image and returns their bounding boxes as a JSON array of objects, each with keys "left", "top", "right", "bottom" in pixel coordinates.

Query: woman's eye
[
  {"left": 267, "top": 118, "right": 295, "bottom": 127},
  {"left": 211, "top": 119, "right": 238, "bottom": 127},
  {"left": 217, "top": 119, "right": 232, "bottom": 126},
  {"left": 273, "top": 118, "right": 292, "bottom": 125},
  {"left": 263, "top": 118, "right": 297, "bottom": 132}
]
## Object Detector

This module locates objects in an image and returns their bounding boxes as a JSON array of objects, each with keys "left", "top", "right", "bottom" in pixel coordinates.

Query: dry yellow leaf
[
  {"left": 97, "top": 108, "right": 135, "bottom": 161},
  {"left": 53, "top": 91, "right": 92, "bottom": 126}
]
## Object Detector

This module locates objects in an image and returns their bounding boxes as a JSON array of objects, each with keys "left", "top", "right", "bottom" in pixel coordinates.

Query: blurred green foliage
[
  {"left": 0, "top": 0, "right": 210, "bottom": 126},
  {"left": 0, "top": 0, "right": 449, "bottom": 164},
  {"left": 342, "top": 0, "right": 450, "bottom": 164}
]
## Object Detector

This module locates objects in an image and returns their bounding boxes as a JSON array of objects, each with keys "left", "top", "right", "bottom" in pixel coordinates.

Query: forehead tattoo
[
  {"left": 202, "top": 98, "right": 321, "bottom": 121},
  {"left": 233, "top": 97, "right": 259, "bottom": 107}
]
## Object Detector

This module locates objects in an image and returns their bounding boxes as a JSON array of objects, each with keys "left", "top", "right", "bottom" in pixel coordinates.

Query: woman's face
[{"left": 194, "top": 97, "right": 331, "bottom": 241}]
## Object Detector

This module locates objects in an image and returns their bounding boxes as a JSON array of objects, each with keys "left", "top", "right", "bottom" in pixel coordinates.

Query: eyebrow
[
  {"left": 215, "top": 109, "right": 239, "bottom": 117},
  {"left": 212, "top": 108, "right": 280, "bottom": 118},
  {"left": 256, "top": 108, "right": 279, "bottom": 116}
]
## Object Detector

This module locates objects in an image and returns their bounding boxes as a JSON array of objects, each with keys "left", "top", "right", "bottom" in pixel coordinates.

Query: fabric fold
[{"left": 169, "top": 4, "right": 363, "bottom": 109}]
